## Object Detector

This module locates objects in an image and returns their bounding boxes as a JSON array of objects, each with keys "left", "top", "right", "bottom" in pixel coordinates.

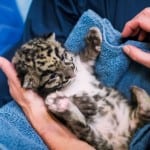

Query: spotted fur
[
  {"left": 12, "top": 27, "right": 150, "bottom": 150},
  {"left": 12, "top": 34, "right": 75, "bottom": 97}
]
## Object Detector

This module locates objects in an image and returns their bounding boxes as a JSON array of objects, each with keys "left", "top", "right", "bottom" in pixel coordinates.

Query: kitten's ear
[{"left": 46, "top": 33, "right": 56, "bottom": 41}]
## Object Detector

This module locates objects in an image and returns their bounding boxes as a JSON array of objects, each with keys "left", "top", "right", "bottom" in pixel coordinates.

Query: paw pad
[{"left": 45, "top": 92, "right": 69, "bottom": 113}]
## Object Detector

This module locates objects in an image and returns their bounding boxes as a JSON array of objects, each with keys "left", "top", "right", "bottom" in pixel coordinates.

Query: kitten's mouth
[
  {"left": 62, "top": 71, "right": 76, "bottom": 88},
  {"left": 65, "top": 68, "right": 76, "bottom": 78},
  {"left": 61, "top": 65, "right": 77, "bottom": 88},
  {"left": 62, "top": 78, "right": 74, "bottom": 89}
]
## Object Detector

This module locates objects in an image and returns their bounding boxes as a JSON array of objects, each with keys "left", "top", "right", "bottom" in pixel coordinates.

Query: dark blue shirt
[{"left": 0, "top": 0, "right": 150, "bottom": 105}]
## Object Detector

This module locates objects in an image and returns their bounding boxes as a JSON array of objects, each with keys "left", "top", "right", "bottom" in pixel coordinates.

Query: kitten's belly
[
  {"left": 90, "top": 103, "right": 131, "bottom": 148},
  {"left": 61, "top": 79, "right": 99, "bottom": 97},
  {"left": 61, "top": 56, "right": 100, "bottom": 97}
]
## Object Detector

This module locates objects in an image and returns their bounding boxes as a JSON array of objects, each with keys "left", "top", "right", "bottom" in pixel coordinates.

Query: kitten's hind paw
[
  {"left": 131, "top": 86, "right": 150, "bottom": 121},
  {"left": 45, "top": 92, "right": 69, "bottom": 113}
]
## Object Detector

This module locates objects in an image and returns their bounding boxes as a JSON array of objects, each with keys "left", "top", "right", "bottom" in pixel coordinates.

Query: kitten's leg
[
  {"left": 72, "top": 93, "right": 98, "bottom": 117},
  {"left": 129, "top": 86, "right": 150, "bottom": 134},
  {"left": 45, "top": 92, "right": 86, "bottom": 126},
  {"left": 45, "top": 92, "right": 112, "bottom": 150},
  {"left": 70, "top": 94, "right": 113, "bottom": 149},
  {"left": 131, "top": 86, "right": 150, "bottom": 121},
  {"left": 80, "top": 27, "right": 102, "bottom": 62},
  {"left": 45, "top": 92, "right": 92, "bottom": 138}
]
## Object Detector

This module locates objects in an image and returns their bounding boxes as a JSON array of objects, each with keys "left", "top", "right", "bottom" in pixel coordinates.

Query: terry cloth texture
[
  {"left": 0, "top": 101, "right": 48, "bottom": 150},
  {"left": 65, "top": 9, "right": 150, "bottom": 99},
  {"left": 65, "top": 9, "right": 150, "bottom": 150},
  {"left": 1, "top": 0, "right": 150, "bottom": 107},
  {"left": 0, "top": 9, "right": 150, "bottom": 150}
]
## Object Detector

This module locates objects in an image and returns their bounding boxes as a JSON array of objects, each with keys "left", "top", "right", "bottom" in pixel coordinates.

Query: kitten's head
[{"left": 12, "top": 33, "right": 76, "bottom": 97}]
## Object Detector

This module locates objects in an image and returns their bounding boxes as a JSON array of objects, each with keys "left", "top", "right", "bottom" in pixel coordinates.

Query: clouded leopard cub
[{"left": 12, "top": 27, "right": 150, "bottom": 150}]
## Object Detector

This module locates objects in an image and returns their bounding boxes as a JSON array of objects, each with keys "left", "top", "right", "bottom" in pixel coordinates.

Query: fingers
[
  {"left": 122, "top": 8, "right": 150, "bottom": 39},
  {"left": 123, "top": 45, "right": 150, "bottom": 68},
  {"left": 138, "top": 30, "right": 147, "bottom": 41},
  {"left": 122, "top": 19, "right": 139, "bottom": 38},
  {"left": 0, "top": 57, "right": 21, "bottom": 87},
  {"left": 122, "top": 8, "right": 150, "bottom": 67},
  {"left": 0, "top": 57, "right": 45, "bottom": 110},
  {"left": 0, "top": 57, "right": 26, "bottom": 104}
]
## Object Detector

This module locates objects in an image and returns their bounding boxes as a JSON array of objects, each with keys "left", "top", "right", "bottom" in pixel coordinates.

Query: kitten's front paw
[
  {"left": 45, "top": 92, "right": 69, "bottom": 113},
  {"left": 72, "top": 94, "right": 97, "bottom": 116},
  {"left": 86, "top": 27, "right": 102, "bottom": 53}
]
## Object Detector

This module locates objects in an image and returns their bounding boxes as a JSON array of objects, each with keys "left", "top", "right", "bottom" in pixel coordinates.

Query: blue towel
[
  {"left": 65, "top": 9, "right": 150, "bottom": 150},
  {"left": 0, "top": 9, "right": 150, "bottom": 150},
  {"left": 65, "top": 9, "right": 150, "bottom": 99},
  {"left": 0, "top": 101, "right": 48, "bottom": 150}
]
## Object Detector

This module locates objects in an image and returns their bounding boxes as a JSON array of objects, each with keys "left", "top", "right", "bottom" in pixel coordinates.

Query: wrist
[
  {"left": 21, "top": 100, "right": 76, "bottom": 149},
  {"left": 22, "top": 105, "right": 71, "bottom": 135},
  {"left": 22, "top": 104, "right": 54, "bottom": 131}
]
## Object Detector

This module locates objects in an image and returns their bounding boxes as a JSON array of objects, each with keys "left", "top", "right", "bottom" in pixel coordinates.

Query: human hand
[
  {"left": 0, "top": 56, "right": 95, "bottom": 150},
  {"left": 122, "top": 45, "right": 150, "bottom": 68},
  {"left": 0, "top": 56, "right": 55, "bottom": 132},
  {"left": 122, "top": 8, "right": 150, "bottom": 41},
  {"left": 0, "top": 57, "right": 45, "bottom": 112},
  {"left": 122, "top": 8, "right": 150, "bottom": 68}
]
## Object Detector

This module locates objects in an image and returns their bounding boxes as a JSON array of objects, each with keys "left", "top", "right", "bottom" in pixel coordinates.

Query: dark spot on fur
[
  {"left": 36, "top": 61, "right": 45, "bottom": 66},
  {"left": 98, "top": 83, "right": 104, "bottom": 89},
  {"left": 98, "top": 107, "right": 108, "bottom": 116},
  {"left": 47, "top": 47, "right": 52, "bottom": 56},
  {"left": 93, "top": 94, "right": 102, "bottom": 101},
  {"left": 104, "top": 98, "right": 114, "bottom": 109}
]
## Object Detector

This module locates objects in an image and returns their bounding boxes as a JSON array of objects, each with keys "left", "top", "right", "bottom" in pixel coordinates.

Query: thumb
[
  {"left": 123, "top": 45, "right": 150, "bottom": 68},
  {"left": 0, "top": 57, "right": 21, "bottom": 86}
]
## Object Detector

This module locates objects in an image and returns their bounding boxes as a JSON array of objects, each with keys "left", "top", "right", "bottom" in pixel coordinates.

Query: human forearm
[
  {"left": 0, "top": 57, "right": 94, "bottom": 150},
  {"left": 23, "top": 104, "right": 94, "bottom": 150}
]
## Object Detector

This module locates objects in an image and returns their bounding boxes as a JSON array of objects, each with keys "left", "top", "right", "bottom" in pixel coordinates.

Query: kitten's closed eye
[{"left": 50, "top": 73, "right": 56, "bottom": 79}]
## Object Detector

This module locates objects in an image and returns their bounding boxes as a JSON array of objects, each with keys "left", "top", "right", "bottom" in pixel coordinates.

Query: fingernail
[{"left": 123, "top": 46, "right": 130, "bottom": 54}]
